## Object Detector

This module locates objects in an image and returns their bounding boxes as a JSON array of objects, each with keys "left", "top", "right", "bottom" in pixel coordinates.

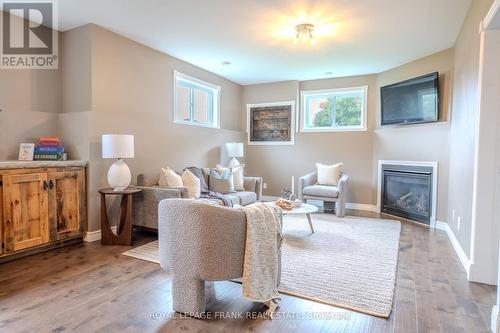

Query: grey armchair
[
  {"left": 298, "top": 172, "right": 349, "bottom": 217},
  {"left": 158, "top": 199, "right": 282, "bottom": 316}
]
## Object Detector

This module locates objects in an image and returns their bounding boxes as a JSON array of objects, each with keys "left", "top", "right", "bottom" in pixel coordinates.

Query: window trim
[
  {"left": 300, "top": 86, "right": 368, "bottom": 132},
  {"left": 173, "top": 70, "right": 221, "bottom": 129}
]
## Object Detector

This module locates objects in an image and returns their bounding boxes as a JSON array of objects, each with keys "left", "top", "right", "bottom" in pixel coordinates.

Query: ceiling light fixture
[{"left": 295, "top": 23, "right": 315, "bottom": 44}]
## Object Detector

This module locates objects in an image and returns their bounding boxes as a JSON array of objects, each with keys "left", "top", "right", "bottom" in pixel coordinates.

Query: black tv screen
[{"left": 381, "top": 72, "right": 439, "bottom": 125}]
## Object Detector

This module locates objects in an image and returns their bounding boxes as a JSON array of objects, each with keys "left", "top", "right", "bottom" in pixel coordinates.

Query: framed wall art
[{"left": 246, "top": 101, "right": 295, "bottom": 145}]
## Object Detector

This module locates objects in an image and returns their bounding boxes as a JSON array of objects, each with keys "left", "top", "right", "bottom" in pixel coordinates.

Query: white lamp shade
[
  {"left": 226, "top": 143, "right": 244, "bottom": 158},
  {"left": 102, "top": 134, "right": 134, "bottom": 159}
]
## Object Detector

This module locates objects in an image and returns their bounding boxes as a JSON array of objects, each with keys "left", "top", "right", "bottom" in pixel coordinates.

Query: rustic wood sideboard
[{"left": 0, "top": 161, "right": 87, "bottom": 263}]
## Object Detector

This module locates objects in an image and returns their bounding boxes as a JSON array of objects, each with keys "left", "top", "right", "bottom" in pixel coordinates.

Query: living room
[{"left": 1, "top": 0, "right": 500, "bottom": 332}]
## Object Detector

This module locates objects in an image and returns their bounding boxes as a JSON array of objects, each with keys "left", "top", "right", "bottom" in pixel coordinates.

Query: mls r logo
[{"left": 2, "top": 2, "right": 53, "bottom": 54}]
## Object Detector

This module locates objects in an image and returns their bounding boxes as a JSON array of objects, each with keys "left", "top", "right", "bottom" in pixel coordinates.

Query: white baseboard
[
  {"left": 345, "top": 203, "right": 379, "bottom": 212},
  {"left": 84, "top": 226, "right": 117, "bottom": 242},
  {"left": 492, "top": 305, "right": 500, "bottom": 333},
  {"left": 435, "top": 221, "right": 471, "bottom": 275}
]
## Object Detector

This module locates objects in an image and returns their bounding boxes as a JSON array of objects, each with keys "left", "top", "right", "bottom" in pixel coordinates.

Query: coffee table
[{"left": 267, "top": 202, "right": 318, "bottom": 233}]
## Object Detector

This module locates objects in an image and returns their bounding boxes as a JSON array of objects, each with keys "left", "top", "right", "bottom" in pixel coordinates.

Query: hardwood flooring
[{"left": 0, "top": 210, "right": 496, "bottom": 333}]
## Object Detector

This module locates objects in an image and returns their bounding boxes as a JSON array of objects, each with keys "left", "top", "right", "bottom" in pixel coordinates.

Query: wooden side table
[{"left": 99, "top": 187, "right": 142, "bottom": 245}]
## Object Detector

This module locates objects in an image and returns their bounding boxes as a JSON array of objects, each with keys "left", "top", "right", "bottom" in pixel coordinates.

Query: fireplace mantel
[{"left": 377, "top": 160, "right": 438, "bottom": 228}]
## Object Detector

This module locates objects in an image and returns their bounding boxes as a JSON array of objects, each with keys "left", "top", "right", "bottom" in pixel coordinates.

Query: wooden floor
[{"left": 0, "top": 210, "right": 496, "bottom": 333}]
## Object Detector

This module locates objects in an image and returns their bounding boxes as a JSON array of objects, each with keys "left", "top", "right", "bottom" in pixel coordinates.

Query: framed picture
[
  {"left": 246, "top": 101, "right": 295, "bottom": 145},
  {"left": 18, "top": 143, "right": 35, "bottom": 161}
]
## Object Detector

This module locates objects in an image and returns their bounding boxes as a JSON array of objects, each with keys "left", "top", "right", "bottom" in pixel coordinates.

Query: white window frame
[
  {"left": 173, "top": 70, "right": 221, "bottom": 129},
  {"left": 300, "top": 86, "right": 368, "bottom": 132}
]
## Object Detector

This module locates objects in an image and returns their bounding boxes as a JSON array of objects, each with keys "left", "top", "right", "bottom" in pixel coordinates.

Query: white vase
[{"left": 108, "top": 159, "right": 131, "bottom": 190}]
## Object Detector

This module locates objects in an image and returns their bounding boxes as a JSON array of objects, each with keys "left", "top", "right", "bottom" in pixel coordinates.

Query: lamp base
[
  {"left": 108, "top": 159, "right": 131, "bottom": 190},
  {"left": 228, "top": 157, "right": 241, "bottom": 168}
]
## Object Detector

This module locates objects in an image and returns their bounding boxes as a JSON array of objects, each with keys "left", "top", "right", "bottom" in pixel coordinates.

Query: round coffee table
[{"left": 267, "top": 202, "right": 318, "bottom": 233}]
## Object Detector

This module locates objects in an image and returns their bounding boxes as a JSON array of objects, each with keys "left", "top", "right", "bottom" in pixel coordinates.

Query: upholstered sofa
[
  {"left": 133, "top": 169, "right": 263, "bottom": 230},
  {"left": 298, "top": 172, "right": 349, "bottom": 217},
  {"left": 158, "top": 199, "right": 282, "bottom": 316}
]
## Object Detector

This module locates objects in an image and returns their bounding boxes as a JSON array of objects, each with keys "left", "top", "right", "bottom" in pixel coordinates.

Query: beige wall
[
  {"left": 1, "top": 22, "right": 246, "bottom": 232},
  {"left": 67, "top": 25, "right": 245, "bottom": 231},
  {"left": 447, "top": 0, "right": 494, "bottom": 256},
  {"left": 243, "top": 75, "right": 377, "bottom": 205},
  {"left": 374, "top": 48, "right": 454, "bottom": 222},
  {"left": 0, "top": 6, "right": 487, "bottom": 236},
  {"left": 0, "top": 13, "right": 62, "bottom": 160},
  {"left": 242, "top": 49, "right": 453, "bottom": 221}
]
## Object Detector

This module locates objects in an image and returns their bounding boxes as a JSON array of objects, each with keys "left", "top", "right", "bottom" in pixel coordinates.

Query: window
[
  {"left": 173, "top": 71, "right": 220, "bottom": 128},
  {"left": 301, "top": 86, "right": 368, "bottom": 132}
]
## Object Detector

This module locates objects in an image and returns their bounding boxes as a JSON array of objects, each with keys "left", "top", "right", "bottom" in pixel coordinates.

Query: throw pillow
[
  {"left": 216, "top": 164, "right": 245, "bottom": 191},
  {"left": 185, "top": 166, "right": 209, "bottom": 192},
  {"left": 209, "top": 168, "right": 235, "bottom": 194},
  {"left": 182, "top": 169, "right": 201, "bottom": 198},
  {"left": 159, "top": 167, "right": 183, "bottom": 187},
  {"left": 316, "top": 162, "right": 343, "bottom": 186}
]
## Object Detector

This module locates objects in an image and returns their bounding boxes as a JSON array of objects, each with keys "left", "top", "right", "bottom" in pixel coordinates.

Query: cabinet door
[
  {"left": 48, "top": 170, "right": 84, "bottom": 240},
  {"left": 2, "top": 173, "right": 49, "bottom": 252}
]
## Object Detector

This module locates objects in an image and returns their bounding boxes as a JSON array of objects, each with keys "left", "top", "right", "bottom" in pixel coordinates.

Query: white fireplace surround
[{"left": 377, "top": 160, "right": 438, "bottom": 228}]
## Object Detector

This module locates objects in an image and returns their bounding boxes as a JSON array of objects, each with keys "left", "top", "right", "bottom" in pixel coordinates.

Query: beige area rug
[{"left": 122, "top": 214, "right": 401, "bottom": 317}]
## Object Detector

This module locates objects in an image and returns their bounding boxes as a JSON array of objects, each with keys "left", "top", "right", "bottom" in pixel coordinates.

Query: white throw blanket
[{"left": 242, "top": 203, "right": 283, "bottom": 318}]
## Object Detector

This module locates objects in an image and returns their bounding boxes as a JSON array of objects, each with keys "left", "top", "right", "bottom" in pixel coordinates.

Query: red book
[{"left": 37, "top": 136, "right": 60, "bottom": 146}]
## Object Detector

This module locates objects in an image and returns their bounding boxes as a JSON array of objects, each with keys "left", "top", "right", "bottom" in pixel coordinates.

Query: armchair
[
  {"left": 158, "top": 199, "right": 282, "bottom": 316},
  {"left": 298, "top": 172, "right": 349, "bottom": 217}
]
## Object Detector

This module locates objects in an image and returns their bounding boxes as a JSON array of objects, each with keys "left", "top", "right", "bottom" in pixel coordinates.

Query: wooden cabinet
[
  {"left": 2, "top": 173, "right": 49, "bottom": 252},
  {"left": 0, "top": 163, "right": 86, "bottom": 261},
  {"left": 48, "top": 171, "right": 85, "bottom": 241}
]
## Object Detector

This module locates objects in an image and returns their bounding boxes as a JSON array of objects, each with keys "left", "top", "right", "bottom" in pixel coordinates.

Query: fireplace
[{"left": 380, "top": 163, "right": 434, "bottom": 225}]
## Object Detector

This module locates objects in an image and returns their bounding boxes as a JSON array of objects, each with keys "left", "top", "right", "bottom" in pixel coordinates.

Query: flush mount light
[{"left": 295, "top": 23, "right": 315, "bottom": 44}]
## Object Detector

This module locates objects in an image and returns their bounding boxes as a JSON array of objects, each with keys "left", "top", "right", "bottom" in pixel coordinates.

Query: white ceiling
[{"left": 58, "top": 0, "right": 471, "bottom": 85}]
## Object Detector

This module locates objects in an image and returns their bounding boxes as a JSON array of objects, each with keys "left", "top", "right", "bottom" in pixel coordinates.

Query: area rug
[{"left": 122, "top": 214, "right": 401, "bottom": 317}]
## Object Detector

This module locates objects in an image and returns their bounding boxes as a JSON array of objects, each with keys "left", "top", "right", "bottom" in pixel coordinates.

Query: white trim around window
[
  {"left": 300, "top": 86, "right": 368, "bottom": 132},
  {"left": 173, "top": 70, "right": 221, "bottom": 129}
]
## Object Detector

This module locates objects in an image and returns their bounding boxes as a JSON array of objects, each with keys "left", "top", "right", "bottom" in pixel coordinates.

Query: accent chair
[{"left": 298, "top": 171, "right": 349, "bottom": 217}]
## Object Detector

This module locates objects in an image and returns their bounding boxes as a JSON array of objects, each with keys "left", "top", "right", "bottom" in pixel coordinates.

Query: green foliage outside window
[{"left": 312, "top": 96, "right": 362, "bottom": 127}]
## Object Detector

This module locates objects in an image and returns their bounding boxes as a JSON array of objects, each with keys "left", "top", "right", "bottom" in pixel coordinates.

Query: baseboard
[
  {"left": 435, "top": 221, "right": 471, "bottom": 275},
  {"left": 492, "top": 305, "right": 500, "bottom": 333},
  {"left": 345, "top": 203, "right": 379, "bottom": 213},
  {"left": 84, "top": 226, "right": 117, "bottom": 242}
]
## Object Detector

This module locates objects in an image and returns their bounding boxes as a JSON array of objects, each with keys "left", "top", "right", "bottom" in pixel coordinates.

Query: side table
[{"left": 99, "top": 187, "right": 142, "bottom": 245}]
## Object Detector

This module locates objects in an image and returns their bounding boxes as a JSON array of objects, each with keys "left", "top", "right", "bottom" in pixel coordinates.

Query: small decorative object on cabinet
[
  {"left": 246, "top": 101, "right": 295, "bottom": 145},
  {"left": 18, "top": 143, "right": 35, "bottom": 161},
  {"left": 99, "top": 187, "right": 142, "bottom": 246},
  {"left": 0, "top": 160, "right": 87, "bottom": 263}
]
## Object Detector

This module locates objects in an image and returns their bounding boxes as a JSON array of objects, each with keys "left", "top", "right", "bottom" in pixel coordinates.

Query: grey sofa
[
  {"left": 158, "top": 199, "right": 282, "bottom": 316},
  {"left": 298, "top": 172, "right": 349, "bottom": 217},
  {"left": 133, "top": 169, "right": 263, "bottom": 230}
]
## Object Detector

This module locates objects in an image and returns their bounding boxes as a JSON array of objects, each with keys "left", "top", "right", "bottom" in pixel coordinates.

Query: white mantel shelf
[{"left": 0, "top": 160, "right": 88, "bottom": 170}]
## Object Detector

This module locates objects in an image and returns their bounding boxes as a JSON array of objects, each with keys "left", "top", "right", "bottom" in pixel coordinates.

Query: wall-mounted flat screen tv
[{"left": 381, "top": 72, "right": 439, "bottom": 126}]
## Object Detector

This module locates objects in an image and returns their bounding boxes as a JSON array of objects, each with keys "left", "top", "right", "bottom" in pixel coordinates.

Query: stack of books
[{"left": 34, "top": 136, "right": 65, "bottom": 161}]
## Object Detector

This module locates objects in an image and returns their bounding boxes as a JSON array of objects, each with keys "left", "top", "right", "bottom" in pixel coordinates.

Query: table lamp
[
  {"left": 226, "top": 142, "right": 244, "bottom": 168},
  {"left": 102, "top": 134, "right": 134, "bottom": 191}
]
